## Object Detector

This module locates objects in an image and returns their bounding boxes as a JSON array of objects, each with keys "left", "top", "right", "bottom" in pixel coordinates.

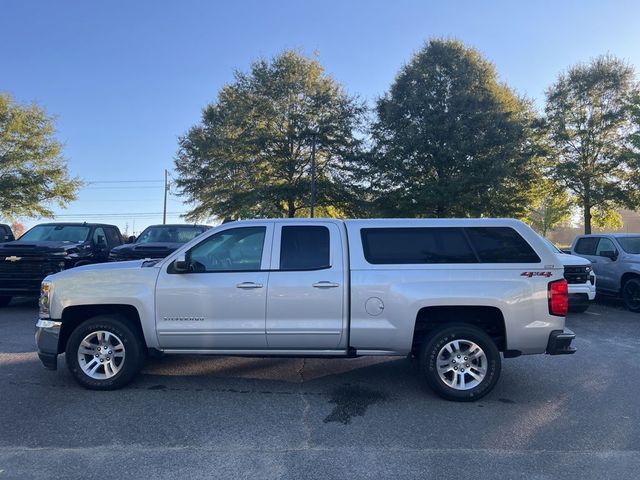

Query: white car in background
[{"left": 543, "top": 237, "right": 596, "bottom": 313}]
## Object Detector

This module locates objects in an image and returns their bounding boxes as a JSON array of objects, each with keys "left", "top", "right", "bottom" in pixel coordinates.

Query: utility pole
[
  {"left": 310, "top": 131, "right": 317, "bottom": 218},
  {"left": 163, "top": 169, "right": 169, "bottom": 224}
]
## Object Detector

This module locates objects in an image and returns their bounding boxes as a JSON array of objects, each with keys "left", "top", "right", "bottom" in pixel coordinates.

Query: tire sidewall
[
  {"left": 65, "top": 315, "right": 144, "bottom": 390},
  {"left": 420, "top": 324, "right": 501, "bottom": 402},
  {"left": 622, "top": 279, "right": 640, "bottom": 312}
]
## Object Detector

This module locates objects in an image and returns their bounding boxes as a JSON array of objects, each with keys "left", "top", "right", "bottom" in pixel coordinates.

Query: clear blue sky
[{"left": 2, "top": 0, "right": 640, "bottom": 234}]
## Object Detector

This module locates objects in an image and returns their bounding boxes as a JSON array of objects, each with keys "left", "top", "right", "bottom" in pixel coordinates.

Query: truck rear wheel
[
  {"left": 0, "top": 296, "right": 11, "bottom": 307},
  {"left": 419, "top": 324, "right": 501, "bottom": 402},
  {"left": 65, "top": 315, "right": 145, "bottom": 390}
]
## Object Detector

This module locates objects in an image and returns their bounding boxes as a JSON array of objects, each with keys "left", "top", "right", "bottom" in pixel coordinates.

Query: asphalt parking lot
[{"left": 1, "top": 298, "right": 639, "bottom": 479}]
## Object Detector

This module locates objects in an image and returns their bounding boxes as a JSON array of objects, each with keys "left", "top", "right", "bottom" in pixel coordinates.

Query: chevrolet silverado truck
[
  {"left": 0, "top": 222, "right": 123, "bottom": 306},
  {"left": 541, "top": 237, "right": 596, "bottom": 313},
  {"left": 35, "top": 218, "right": 575, "bottom": 401},
  {"left": 571, "top": 233, "right": 640, "bottom": 312}
]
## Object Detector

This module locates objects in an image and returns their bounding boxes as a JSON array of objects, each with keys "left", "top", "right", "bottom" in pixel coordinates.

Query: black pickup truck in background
[
  {"left": 0, "top": 224, "right": 15, "bottom": 242},
  {"left": 109, "top": 224, "right": 209, "bottom": 261},
  {"left": 0, "top": 222, "right": 123, "bottom": 306}
]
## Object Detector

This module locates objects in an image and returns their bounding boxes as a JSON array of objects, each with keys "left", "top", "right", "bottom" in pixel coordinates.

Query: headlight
[
  {"left": 585, "top": 266, "right": 592, "bottom": 273},
  {"left": 39, "top": 281, "right": 52, "bottom": 319}
]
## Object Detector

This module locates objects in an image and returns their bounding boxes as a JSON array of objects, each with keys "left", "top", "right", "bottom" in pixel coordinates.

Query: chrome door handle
[
  {"left": 312, "top": 281, "right": 340, "bottom": 289},
  {"left": 236, "top": 282, "right": 263, "bottom": 289}
]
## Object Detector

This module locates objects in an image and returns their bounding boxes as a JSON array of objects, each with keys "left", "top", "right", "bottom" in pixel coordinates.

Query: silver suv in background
[{"left": 571, "top": 234, "right": 640, "bottom": 312}]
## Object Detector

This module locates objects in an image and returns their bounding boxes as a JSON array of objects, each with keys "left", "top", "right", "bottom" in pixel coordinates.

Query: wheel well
[
  {"left": 620, "top": 272, "right": 640, "bottom": 292},
  {"left": 412, "top": 306, "right": 506, "bottom": 353},
  {"left": 59, "top": 304, "right": 146, "bottom": 353}
]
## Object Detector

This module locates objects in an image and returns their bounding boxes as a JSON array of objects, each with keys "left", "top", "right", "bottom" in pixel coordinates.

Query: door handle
[
  {"left": 312, "top": 281, "right": 340, "bottom": 289},
  {"left": 236, "top": 282, "right": 263, "bottom": 289}
]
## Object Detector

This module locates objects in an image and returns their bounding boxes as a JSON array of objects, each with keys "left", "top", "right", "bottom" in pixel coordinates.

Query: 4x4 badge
[
  {"left": 520, "top": 271, "right": 552, "bottom": 278},
  {"left": 5, "top": 256, "right": 22, "bottom": 262}
]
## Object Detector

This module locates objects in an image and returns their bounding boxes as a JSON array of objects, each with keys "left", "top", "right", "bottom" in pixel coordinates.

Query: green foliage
[
  {"left": 175, "top": 50, "right": 366, "bottom": 220},
  {"left": 525, "top": 180, "right": 573, "bottom": 237},
  {"left": 591, "top": 205, "right": 623, "bottom": 230},
  {"left": 364, "top": 39, "right": 540, "bottom": 218},
  {"left": 545, "top": 55, "right": 640, "bottom": 234},
  {"left": 0, "top": 93, "right": 81, "bottom": 220}
]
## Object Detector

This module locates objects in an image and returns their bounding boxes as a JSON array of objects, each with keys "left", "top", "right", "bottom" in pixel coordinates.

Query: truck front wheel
[
  {"left": 419, "top": 324, "right": 501, "bottom": 402},
  {"left": 622, "top": 278, "right": 640, "bottom": 312},
  {"left": 65, "top": 315, "right": 145, "bottom": 390}
]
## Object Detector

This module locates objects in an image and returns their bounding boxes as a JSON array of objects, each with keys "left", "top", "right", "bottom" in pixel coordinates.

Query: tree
[
  {"left": 365, "top": 39, "right": 539, "bottom": 218},
  {"left": 525, "top": 180, "right": 572, "bottom": 237},
  {"left": 10, "top": 221, "right": 25, "bottom": 238},
  {"left": 545, "top": 55, "right": 640, "bottom": 234},
  {"left": 0, "top": 93, "right": 81, "bottom": 219},
  {"left": 175, "top": 50, "right": 366, "bottom": 220}
]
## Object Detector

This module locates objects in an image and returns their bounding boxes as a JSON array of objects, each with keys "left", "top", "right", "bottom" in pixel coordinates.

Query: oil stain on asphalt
[{"left": 323, "top": 384, "right": 387, "bottom": 425}]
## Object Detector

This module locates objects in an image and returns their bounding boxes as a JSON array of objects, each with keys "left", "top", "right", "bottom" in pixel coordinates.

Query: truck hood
[
  {"left": 555, "top": 252, "right": 591, "bottom": 267},
  {"left": 0, "top": 240, "right": 87, "bottom": 255}
]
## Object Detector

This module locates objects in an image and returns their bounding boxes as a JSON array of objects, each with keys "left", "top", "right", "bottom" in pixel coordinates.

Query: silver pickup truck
[{"left": 35, "top": 218, "right": 575, "bottom": 401}]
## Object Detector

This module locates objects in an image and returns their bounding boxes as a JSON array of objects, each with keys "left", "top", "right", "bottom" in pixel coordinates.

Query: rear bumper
[
  {"left": 35, "top": 319, "right": 62, "bottom": 370},
  {"left": 546, "top": 329, "right": 576, "bottom": 355}
]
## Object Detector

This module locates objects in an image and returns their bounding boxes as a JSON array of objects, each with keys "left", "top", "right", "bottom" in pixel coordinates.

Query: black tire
[
  {"left": 0, "top": 296, "right": 11, "bottom": 307},
  {"left": 569, "top": 304, "right": 589, "bottom": 314},
  {"left": 622, "top": 278, "right": 640, "bottom": 313},
  {"left": 418, "top": 324, "right": 501, "bottom": 402},
  {"left": 65, "top": 315, "right": 145, "bottom": 390}
]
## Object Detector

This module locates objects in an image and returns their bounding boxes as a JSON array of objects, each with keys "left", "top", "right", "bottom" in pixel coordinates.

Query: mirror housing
[
  {"left": 599, "top": 250, "right": 618, "bottom": 261},
  {"left": 127, "top": 235, "right": 136, "bottom": 244},
  {"left": 173, "top": 253, "right": 189, "bottom": 273}
]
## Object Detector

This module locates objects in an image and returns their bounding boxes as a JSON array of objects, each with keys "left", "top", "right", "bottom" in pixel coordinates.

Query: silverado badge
[{"left": 5, "top": 256, "right": 22, "bottom": 262}]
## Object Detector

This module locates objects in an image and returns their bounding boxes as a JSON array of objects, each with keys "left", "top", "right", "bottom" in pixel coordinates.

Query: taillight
[{"left": 548, "top": 279, "right": 569, "bottom": 316}]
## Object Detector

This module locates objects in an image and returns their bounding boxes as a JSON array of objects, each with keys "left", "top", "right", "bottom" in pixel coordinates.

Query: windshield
[
  {"left": 136, "top": 226, "right": 206, "bottom": 244},
  {"left": 616, "top": 237, "right": 640, "bottom": 254},
  {"left": 19, "top": 225, "right": 90, "bottom": 243}
]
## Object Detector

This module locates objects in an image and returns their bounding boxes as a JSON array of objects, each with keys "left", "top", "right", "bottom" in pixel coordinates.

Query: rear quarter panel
[{"left": 345, "top": 219, "right": 565, "bottom": 355}]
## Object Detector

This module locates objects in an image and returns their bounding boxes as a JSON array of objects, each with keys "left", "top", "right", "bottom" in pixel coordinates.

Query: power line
[
  {"left": 53, "top": 212, "right": 187, "bottom": 218},
  {"left": 80, "top": 186, "right": 165, "bottom": 190},
  {"left": 84, "top": 180, "right": 164, "bottom": 184}
]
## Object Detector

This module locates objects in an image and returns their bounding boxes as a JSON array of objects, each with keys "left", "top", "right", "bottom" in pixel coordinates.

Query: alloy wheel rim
[
  {"left": 436, "top": 339, "right": 487, "bottom": 390},
  {"left": 77, "top": 330, "right": 126, "bottom": 380}
]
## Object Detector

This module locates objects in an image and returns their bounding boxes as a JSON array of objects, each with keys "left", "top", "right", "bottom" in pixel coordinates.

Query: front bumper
[
  {"left": 546, "top": 329, "right": 576, "bottom": 355},
  {"left": 35, "top": 319, "right": 62, "bottom": 370},
  {"left": 568, "top": 282, "right": 596, "bottom": 301}
]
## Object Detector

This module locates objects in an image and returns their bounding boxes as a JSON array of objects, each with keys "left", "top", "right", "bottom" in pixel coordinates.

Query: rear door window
[
  {"left": 280, "top": 226, "right": 330, "bottom": 270},
  {"left": 464, "top": 227, "right": 540, "bottom": 263},
  {"left": 361, "top": 228, "right": 477, "bottom": 264},
  {"left": 574, "top": 237, "right": 598, "bottom": 255}
]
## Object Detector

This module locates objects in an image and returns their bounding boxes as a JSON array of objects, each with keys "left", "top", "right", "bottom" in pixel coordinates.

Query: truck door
[
  {"left": 155, "top": 223, "right": 273, "bottom": 349},
  {"left": 593, "top": 237, "right": 619, "bottom": 291},
  {"left": 266, "top": 222, "right": 347, "bottom": 349}
]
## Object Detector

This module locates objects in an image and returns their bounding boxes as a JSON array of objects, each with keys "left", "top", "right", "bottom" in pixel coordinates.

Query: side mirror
[
  {"left": 173, "top": 253, "right": 189, "bottom": 273},
  {"left": 127, "top": 236, "right": 136, "bottom": 244},
  {"left": 599, "top": 250, "right": 618, "bottom": 261}
]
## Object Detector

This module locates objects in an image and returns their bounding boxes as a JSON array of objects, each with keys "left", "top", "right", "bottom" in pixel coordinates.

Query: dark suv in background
[
  {"left": 109, "top": 224, "right": 209, "bottom": 261},
  {"left": 0, "top": 224, "right": 15, "bottom": 242},
  {"left": 0, "top": 222, "right": 123, "bottom": 306}
]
